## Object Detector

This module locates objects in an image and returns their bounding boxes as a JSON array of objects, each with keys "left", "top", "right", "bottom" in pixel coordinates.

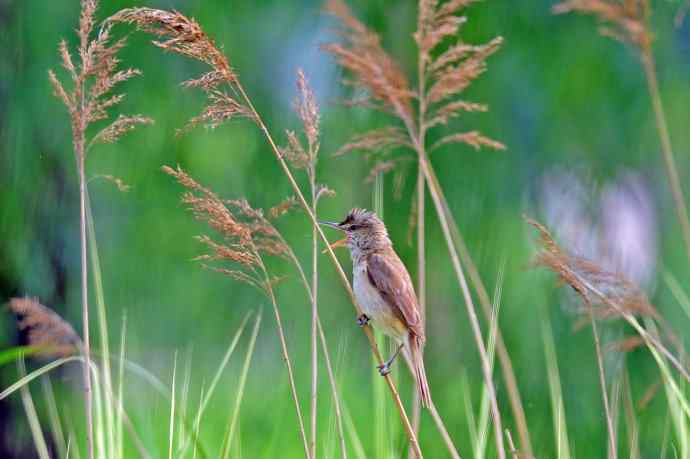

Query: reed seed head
[
  {"left": 8, "top": 298, "right": 81, "bottom": 359},
  {"left": 527, "top": 217, "right": 657, "bottom": 321},
  {"left": 553, "top": 0, "right": 651, "bottom": 50}
]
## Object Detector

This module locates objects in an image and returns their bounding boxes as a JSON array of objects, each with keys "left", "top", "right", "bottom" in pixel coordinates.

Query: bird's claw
[
  {"left": 357, "top": 314, "right": 370, "bottom": 327},
  {"left": 377, "top": 363, "right": 391, "bottom": 376}
]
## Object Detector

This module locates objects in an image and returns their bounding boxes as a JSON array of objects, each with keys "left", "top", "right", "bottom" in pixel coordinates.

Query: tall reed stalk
[{"left": 49, "top": 2, "right": 151, "bottom": 457}]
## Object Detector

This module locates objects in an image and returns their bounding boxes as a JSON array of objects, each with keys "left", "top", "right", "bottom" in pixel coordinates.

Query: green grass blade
[
  {"left": 168, "top": 351, "right": 177, "bottom": 459},
  {"left": 41, "top": 376, "right": 66, "bottom": 458},
  {"left": 222, "top": 310, "right": 262, "bottom": 458},
  {"left": 542, "top": 318, "right": 572, "bottom": 459},
  {"left": 18, "top": 358, "right": 50, "bottom": 459},
  {"left": 1, "top": 356, "right": 83, "bottom": 400}
]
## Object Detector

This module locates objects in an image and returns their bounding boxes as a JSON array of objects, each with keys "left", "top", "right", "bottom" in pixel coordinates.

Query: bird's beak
[
  {"left": 318, "top": 221, "right": 345, "bottom": 231},
  {"left": 319, "top": 221, "right": 348, "bottom": 253}
]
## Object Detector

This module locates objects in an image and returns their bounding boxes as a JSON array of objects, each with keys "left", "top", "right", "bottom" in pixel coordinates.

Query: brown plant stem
[
  {"left": 310, "top": 174, "right": 319, "bottom": 459},
  {"left": 77, "top": 131, "right": 94, "bottom": 459},
  {"left": 589, "top": 308, "right": 617, "bottom": 458},
  {"left": 428, "top": 402, "right": 461, "bottom": 459},
  {"left": 640, "top": 45, "right": 690, "bottom": 267},
  {"left": 408, "top": 166, "right": 425, "bottom": 458},
  {"left": 409, "top": 23, "right": 428, "bottom": 449},
  {"left": 233, "top": 81, "right": 423, "bottom": 458},
  {"left": 257, "top": 258, "right": 310, "bottom": 457},
  {"left": 396, "top": 87, "right": 504, "bottom": 456},
  {"left": 415, "top": 145, "right": 505, "bottom": 459}
]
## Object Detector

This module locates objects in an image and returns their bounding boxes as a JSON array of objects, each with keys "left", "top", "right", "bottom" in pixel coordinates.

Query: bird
[{"left": 320, "top": 208, "right": 431, "bottom": 408}]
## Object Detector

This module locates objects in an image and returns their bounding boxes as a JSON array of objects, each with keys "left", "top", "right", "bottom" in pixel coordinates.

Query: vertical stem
[
  {"left": 310, "top": 173, "right": 318, "bottom": 459},
  {"left": 640, "top": 46, "right": 690, "bottom": 267},
  {"left": 260, "top": 260, "right": 311, "bottom": 458},
  {"left": 78, "top": 152, "right": 94, "bottom": 459},
  {"left": 410, "top": 29, "right": 428, "bottom": 443},
  {"left": 450, "top": 226, "right": 532, "bottom": 456},
  {"left": 589, "top": 310, "right": 616, "bottom": 458},
  {"left": 416, "top": 150, "right": 505, "bottom": 459},
  {"left": 395, "top": 78, "right": 503, "bottom": 456},
  {"left": 409, "top": 166, "right": 425, "bottom": 456},
  {"left": 234, "top": 81, "right": 423, "bottom": 458}
]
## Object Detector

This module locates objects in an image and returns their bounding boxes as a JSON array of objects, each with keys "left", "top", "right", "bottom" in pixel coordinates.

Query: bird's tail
[{"left": 408, "top": 334, "right": 432, "bottom": 408}]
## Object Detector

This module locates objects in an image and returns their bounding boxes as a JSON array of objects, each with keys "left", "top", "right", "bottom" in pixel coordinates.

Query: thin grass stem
[
  {"left": 41, "top": 376, "right": 67, "bottom": 458},
  {"left": 640, "top": 45, "right": 690, "bottom": 267},
  {"left": 18, "top": 359, "right": 50, "bottom": 459},
  {"left": 258, "top": 259, "right": 311, "bottom": 458},
  {"left": 222, "top": 311, "right": 262, "bottom": 458},
  {"left": 168, "top": 352, "right": 177, "bottom": 459},
  {"left": 310, "top": 170, "right": 319, "bottom": 459},
  {"left": 589, "top": 308, "right": 617, "bottom": 458}
]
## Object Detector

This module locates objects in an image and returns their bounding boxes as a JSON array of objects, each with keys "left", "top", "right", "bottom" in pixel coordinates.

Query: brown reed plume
[
  {"left": 325, "top": 1, "right": 515, "bottom": 457},
  {"left": 526, "top": 217, "right": 689, "bottom": 382},
  {"left": 553, "top": 0, "right": 690, "bottom": 271},
  {"left": 111, "top": 7, "right": 422, "bottom": 456},
  {"left": 163, "top": 164, "right": 311, "bottom": 455},
  {"left": 49, "top": 2, "right": 152, "bottom": 457},
  {"left": 8, "top": 298, "right": 81, "bottom": 360}
]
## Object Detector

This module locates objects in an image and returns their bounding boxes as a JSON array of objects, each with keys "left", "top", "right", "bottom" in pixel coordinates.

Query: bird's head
[{"left": 320, "top": 208, "right": 391, "bottom": 254}]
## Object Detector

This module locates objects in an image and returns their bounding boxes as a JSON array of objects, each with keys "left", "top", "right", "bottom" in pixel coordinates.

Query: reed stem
[
  {"left": 258, "top": 258, "right": 311, "bottom": 458},
  {"left": 589, "top": 309, "right": 617, "bottom": 458},
  {"left": 640, "top": 45, "right": 690, "bottom": 268},
  {"left": 310, "top": 173, "right": 319, "bottom": 459},
  {"left": 77, "top": 143, "right": 94, "bottom": 459}
]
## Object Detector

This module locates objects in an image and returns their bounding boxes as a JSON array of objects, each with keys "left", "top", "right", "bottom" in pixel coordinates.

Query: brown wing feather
[{"left": 366, "top": 252, "right": 424, "bottom": 340}]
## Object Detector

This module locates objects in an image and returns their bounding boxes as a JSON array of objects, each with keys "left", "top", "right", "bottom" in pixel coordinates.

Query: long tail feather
[{"left": 409, "top": 334, "right": 432, "bottom": 408}]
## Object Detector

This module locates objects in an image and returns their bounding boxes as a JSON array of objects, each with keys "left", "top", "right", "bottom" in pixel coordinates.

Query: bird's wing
[{"left": 366, "top": 252, "right": 424, "bottom": 340}]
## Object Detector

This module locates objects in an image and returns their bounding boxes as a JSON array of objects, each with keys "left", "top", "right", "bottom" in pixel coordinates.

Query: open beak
[
  {"left": 319, "top": 221, "right": 348, "bottom": 253},
  {"left": 318, "top": 221, "right": 344, "bottom": 231}
]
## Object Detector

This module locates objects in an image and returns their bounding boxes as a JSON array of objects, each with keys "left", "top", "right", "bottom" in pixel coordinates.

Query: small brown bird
[{"left": 321, "top": 208, "right": 431, "bottom": 407}]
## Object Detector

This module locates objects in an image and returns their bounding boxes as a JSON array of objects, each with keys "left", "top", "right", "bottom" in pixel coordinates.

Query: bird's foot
[
  {"left": 377, "top": 363, "right": 391, "bottom": 376},
  {"left": 356, "top": 314, "right": 370, "bottom": 327}
]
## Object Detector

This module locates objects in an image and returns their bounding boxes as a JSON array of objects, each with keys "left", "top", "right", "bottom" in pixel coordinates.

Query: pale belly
[{"left": 353, "top": 264, "right": 408, "bottom": 343}]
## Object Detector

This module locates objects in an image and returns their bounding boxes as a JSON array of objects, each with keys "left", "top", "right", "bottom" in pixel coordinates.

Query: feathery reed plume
[
  {"left": 107, "top": 8, "right": 252, "bottom": 135},
  {"left": 528, "top": 217, "right": 656, "bottom": 320},
  {"left": 163, "top": 164, "right": 310, "bottom": 457},
  {"left": 325, "top": 1, "right": 511, "bottom": 456},
  {"left": 553, "top": 0, "right": 690, "bottom": 270},
  {"left": 50, "top": 3, "right": 151, "bottom": 457},
  {"left": 527, "top": 216, "right": 651, "bottom": 456},
  {"left": 552, "top": 0, "right": 650, "bottom": 48},
  {"left": 114, "top": 7, "right": 422, "bottom": 455},
  {"left": 526, "top": 217, "right": 690, "bottom": 381},
  {"left": 8, "top": 298, "right": 81, "bottom": 359}
]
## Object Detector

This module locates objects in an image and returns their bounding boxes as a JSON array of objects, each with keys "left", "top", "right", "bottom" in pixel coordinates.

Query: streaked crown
[{"left": 338, "top": 208, "right": 391, "bottom": 254}]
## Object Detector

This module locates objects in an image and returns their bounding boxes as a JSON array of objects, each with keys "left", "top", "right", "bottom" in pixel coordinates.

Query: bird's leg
[
  {"left": 377, "top": 343, "right": 404, "bottom": 376},
  {"left": 357, "top": 313, "right": 370, "bottom": 327}
]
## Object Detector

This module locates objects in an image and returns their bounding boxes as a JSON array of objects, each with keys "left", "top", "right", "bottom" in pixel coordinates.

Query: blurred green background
[{"left": 1, "top": 0, "right": 689, "bottom": 457}]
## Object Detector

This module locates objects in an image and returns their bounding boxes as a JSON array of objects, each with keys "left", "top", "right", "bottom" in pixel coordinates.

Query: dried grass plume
[{"left": 8, "top": 298, "right": 81, "bottom": 359}]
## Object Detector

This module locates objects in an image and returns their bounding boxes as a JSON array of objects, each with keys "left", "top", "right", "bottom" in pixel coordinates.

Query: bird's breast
[{"left": 353, "top": 263, "right": 407, "bottom": 342}]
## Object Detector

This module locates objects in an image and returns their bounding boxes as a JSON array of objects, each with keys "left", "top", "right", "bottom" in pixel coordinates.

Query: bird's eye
[{"left": 349, "top": 224, "right": 362, "bottom": 231}]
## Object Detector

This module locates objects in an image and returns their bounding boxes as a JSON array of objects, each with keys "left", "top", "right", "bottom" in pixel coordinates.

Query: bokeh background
[{"left": 1, "top": 0, "right": 690, "bottom": 457}]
